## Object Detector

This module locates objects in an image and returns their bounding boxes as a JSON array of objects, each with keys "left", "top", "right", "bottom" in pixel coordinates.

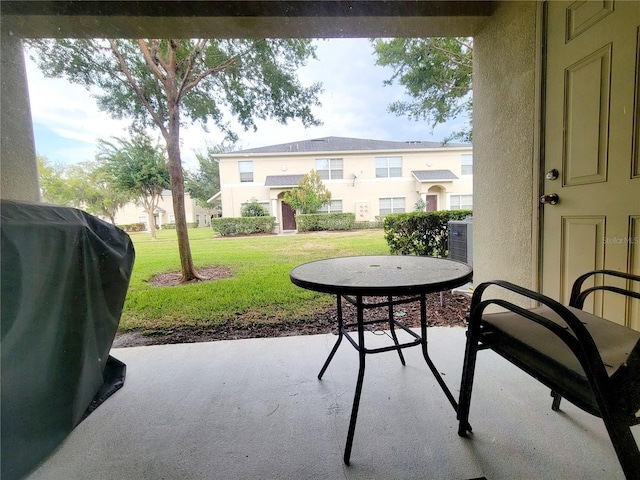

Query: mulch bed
[{"left": 113, "top": 290, "right": 470, "bottom": 348}]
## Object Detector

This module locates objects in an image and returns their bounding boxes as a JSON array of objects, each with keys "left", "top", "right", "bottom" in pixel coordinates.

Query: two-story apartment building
[
  {"left": 216, "top": 136, "right": 472, "bottom": 230},
  {"left": 114, "top": 190, "right": 212, "bottom": 230}
]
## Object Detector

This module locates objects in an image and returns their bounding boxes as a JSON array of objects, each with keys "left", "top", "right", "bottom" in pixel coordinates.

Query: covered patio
[{"left": 26, "top": 328, "right": 628, "bottom": 480}]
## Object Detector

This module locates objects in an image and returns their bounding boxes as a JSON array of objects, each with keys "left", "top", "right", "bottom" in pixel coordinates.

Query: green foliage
[
  {"left": 185, "top": 142, "right": 234, "bottom": 208},
  {"left": 354, "top": 220, "right": 385, "bottom": 230},
  {"left": 118, "top": 223, "right": 147, "bottom": 232},
  {"left": 240, "top": 198, "right": 269, "bottom": 217},
  {"left": 296, "top": 213, "right": 355, "bottom": 232},
  {"left": 211, "top": 216, "right": 276, "bottom": 236},
  {"left": 282, "top": 170, "right": 331, "bottom": 214},
  {"left": 37, "top": 156, "right": 79, "bottom": 207},
  {"left": 414, "top": 198, "right": 427, "bottom": 212},
  {"left": 383, "top": 210, "right": 472, "bottom": 257},
  {"left": 97, "top": 134, "right": 170, "bottom": 196},
  {"left": 372, "top": 37, "right": 473, "bottom": 143},
  {"left": 162, "top": 223, "right": 198, "bottom": 229}
]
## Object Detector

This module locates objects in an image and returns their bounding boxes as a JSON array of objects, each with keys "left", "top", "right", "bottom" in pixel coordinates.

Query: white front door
[{"left": 542, "top": 1, "right": 640, "bottom": 328}]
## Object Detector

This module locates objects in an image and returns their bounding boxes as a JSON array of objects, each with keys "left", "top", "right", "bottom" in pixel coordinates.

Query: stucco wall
[
  {"left": 0, "top": 34, "right": 39, "bottom": 202},
  {"left": 473, "top": 1, "right": 540, "bottom": 293}
]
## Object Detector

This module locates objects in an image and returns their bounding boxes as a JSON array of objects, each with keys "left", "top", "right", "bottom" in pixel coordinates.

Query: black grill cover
[{"left": 1, "top": 200, "right": 135, "bottom": 480}]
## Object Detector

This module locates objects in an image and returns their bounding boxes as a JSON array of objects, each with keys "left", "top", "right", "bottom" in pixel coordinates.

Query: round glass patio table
[{"left": 290, "top": 255, "right": 473, "bottom": 465}]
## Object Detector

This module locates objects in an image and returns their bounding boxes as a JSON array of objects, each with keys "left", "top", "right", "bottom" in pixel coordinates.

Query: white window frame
[
  {"left": 316, "top": 199, "right": 343, "bottom": 214},
  {"left": 315, "top": 158, "right": 344, "bottom": 180},
  {"left": 239, "top": 160, "right": 254, "bottom": 182},
  {"left": 461, "top": 154, "right": 473, "bottom": 176},
  {"left": 375, "top": 156, "right": 402, "bottom": 178},
  {"left": 379, "top": 197, "right": 405, "bottom": 215},
  {"left": 450, "top": 194, "right": 473, "bottom": 210}
]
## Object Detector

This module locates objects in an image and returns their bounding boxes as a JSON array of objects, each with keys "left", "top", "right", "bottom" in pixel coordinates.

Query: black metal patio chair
[{"left": 457, "top": 270, "right": 640, "bottom": 480}]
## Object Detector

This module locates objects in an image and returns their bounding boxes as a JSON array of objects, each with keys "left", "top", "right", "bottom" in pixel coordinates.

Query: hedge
[
  {"left": 118, "top": 222, "right": 146, "bottom": 232},
  {"left": 296, "top": 213, "right": 355, "bottom": 232},
  {"left": 383, "top": 210, "right": 472, "bottom": 257},
  {"left": 211, "top": 216, "right": 276, "bottom": 236},
  {"left": 162, "top": 222, "right": 198, "bottom": 229}
]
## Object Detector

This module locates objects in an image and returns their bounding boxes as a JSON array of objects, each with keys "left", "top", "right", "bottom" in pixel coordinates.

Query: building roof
[
  {"left": 412, "top": 170, "right": 459, "bottom": 181},
  {"left": 227, "top": 136, "right": 469, "bottom": 155},
  {"left": 264, "top": 174, "right": 305, "bottom": 187}
]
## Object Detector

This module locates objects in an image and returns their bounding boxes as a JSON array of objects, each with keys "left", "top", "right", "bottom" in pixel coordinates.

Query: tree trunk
[
  {"left": 167, "top": 99, "right": 200, "bottom": 282},
  {"left": 145, "top": 204, "right": 157, "bottom": 240}
]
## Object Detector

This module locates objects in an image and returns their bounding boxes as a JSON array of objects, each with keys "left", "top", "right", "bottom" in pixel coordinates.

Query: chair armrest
[
  {"left": 570, "top": 270, "right": 640, "bottom": 309},
  {"left": 470, "top": 280, "right": 610, "bottom": 387}
]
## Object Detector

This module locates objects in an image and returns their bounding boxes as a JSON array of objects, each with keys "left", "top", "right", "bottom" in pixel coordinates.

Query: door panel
[{"left": 542, "top": 1, "right": 640, "bottom": 327}]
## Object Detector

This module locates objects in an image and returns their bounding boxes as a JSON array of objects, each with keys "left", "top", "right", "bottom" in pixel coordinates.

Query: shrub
[
  {"left": 383, "top": 210, "right": 472, "bottom": 257},
  {"left": 162, "top": 222, "right": 198, "bottom": 229},
  {"left": 296, "top": 213, "right": 355, "bottom": 232},
  {"left": 241, "top": 199, "right": 268, "bottom": 217},
  {"left": 118, "top": 222, "right": 146, "bottom": 232},
  {"left": 211, "top": 216, "right": 276, "bottom": 236},
  {"left": 353, "top": 220, "right": 384, "bottom": 229}
]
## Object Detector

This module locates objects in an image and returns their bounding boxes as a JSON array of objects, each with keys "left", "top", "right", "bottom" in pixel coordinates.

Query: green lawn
[{"left": 120, "top": 228, "right": 390, "bottom": 331}]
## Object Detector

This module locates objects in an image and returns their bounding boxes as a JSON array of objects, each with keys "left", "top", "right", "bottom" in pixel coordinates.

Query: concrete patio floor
[{"left": 26, "top": 327, "right": 634, "bottom": 480}]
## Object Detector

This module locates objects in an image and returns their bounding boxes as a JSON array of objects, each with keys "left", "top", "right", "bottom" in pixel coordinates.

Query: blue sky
[{"left": 26, "top": 38, "right": 468, "bottom": 171}]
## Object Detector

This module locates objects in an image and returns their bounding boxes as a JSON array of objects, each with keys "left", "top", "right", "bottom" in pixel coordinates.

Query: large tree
[
  {"left": 97, "top": 134, "right": 170, "bottom": 240},
  {"left": 28, "top": 38, "right": 321, "bottom": 281},
  {"left": 372, "top": 37, "right": 473, "bottom": 143}
]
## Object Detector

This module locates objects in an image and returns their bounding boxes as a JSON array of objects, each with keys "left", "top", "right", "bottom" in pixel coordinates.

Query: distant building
[
  {"left": 216, "top": 136, "right": 473, "bottom": 230},
  {"left": 114, "top": 190, "right": 212, "bottom": 229}
]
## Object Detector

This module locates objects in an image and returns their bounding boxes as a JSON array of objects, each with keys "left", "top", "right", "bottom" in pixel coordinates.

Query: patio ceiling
[{"left": 1, "top": 1, "right": 495, "bottom": 38}]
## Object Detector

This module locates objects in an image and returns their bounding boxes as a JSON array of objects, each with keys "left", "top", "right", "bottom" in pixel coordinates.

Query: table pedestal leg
[
  {"left": 318, "top": 295, "right": 344, "bottom": 380},
  {"left": 419, "top": 293, "right": 459, "bottom": 412},
  {"left": 344, "top": 295, "right": 366, "bottom": 465},
  {"left": 388, "top": 295, "right": 406, "bottom": 366}
]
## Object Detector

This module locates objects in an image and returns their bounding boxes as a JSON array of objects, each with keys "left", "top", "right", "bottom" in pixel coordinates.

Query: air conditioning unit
[{"left": 448, "top": 218, "right": 473, "bottom": 266}]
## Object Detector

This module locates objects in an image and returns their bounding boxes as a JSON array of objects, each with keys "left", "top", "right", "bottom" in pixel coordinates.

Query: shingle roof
[
  {"left": 412, "top": 170, "right": 459, "bottom": 181},
  {"left": 264, "top": 174, "right": 305, "bottom": 187},
  {"left": 228, "top": 136, "right": 468, "bottom": 155}
]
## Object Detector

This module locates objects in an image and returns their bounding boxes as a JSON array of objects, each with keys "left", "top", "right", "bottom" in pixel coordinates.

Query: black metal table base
[{"left": 317, "top": 293, "right": 459, "bottom": 465}]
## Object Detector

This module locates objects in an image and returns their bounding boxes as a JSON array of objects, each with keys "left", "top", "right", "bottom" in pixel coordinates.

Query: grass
[{"left": 120, "top": 228, "right": 390, "bottom": 331}]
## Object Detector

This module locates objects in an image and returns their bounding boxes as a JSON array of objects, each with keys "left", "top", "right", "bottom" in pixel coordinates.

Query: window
[
  {"left": 315, "top": 158, "right": 343, "bottom": 180},
  {"left": 239, "top": 161, "right": 254, "bottom": 182},
  {"left": 450, "top": 194, "right": 473, "bottom": 210},
  {"left": 461, "top": 154, "right": 473, "bottom": 175},
  {"left": 375, "top": 156, "right": 402, "bottom": 178},
  {"left": 240, "top": 200, "right": 270, "bottom": 214},
  {"left": 169, "top": 214, "right": 175, "bottom": 223},
  {"left": 379, "top": 197, "right": 405, "bottom": 215},
  {"left": 316, "top": 199, "right": 343, "bottom": 213}
]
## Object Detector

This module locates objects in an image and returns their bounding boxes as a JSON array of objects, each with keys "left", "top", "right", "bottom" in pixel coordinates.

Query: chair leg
[
  {"left": 388, "top": 295, "right": 406, "bottom": 366},
  {"left": 550, "top": 390, "right": 562, "bottom": 411},
  {"left": 457, "top": 322, "right": 480, "bottom": 436},
  {"left": 600, "top": 410, "right": 640, "bottom": 480}
]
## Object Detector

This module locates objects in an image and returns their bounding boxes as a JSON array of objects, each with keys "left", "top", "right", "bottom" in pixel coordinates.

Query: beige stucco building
[
  {"left": 216, "top": 137, "right": 473, "bottom": 230},
  {"left": 113, "top": 190, "right": 212, "bottom": 230}
]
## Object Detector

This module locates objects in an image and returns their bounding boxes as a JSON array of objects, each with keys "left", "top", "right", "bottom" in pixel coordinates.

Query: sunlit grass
[{"left": 120, "top": 228, "right": 390, "bottom": 330}]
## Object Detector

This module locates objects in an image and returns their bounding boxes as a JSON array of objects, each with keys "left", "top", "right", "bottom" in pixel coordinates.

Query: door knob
[{"left": 540, "top": 193, "right": 559, "bottom": 205}]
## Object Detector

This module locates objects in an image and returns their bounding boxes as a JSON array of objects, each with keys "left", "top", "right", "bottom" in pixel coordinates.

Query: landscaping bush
[
  {"left": 353, "top": 219, "right": 384, "bottom": 230},
  {"left": 241, "top": 199, "right": 269, "bottom": 217},
  {"left": 211, "top": 216, "right": 276, "bottom": 236},
  {"left": 383, "top": 210, "right": 472, "bottom": 257},
  {"left": 162, "top": 222, "right": 198, "bottom": 229},
  {"left": 118, "top": 222, "right": 146, "bottom": 232},
  {"left": 296, "top": 213, "right": 355, "bottom": 232}
]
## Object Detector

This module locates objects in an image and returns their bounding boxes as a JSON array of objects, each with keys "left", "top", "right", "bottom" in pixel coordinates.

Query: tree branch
[
  {"left": 108, "top": 40, "right": 168, "bottom": 138},
  {"left": 428, "top": 44, "right": 471, "bottom": 69},
  {"left": 137, "top": 39, "right": 168, "bottom": 84}
]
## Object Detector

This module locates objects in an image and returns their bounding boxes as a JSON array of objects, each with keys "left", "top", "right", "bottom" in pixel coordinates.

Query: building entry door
[
  {"left": 541, "top": 1, "right": 640, "bottom": 328},
  {"left": 281, "top": 201, "right": 297, "bottom": 230}
]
